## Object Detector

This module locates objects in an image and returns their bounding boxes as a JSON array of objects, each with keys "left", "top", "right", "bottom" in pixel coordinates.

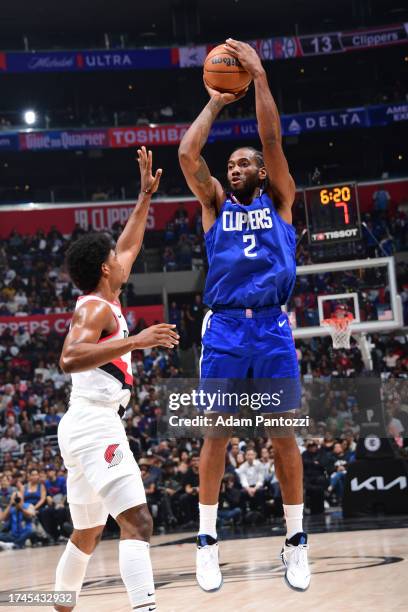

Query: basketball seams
[{"left": 204, "top": 70, "right": 248, "bottom": 74}]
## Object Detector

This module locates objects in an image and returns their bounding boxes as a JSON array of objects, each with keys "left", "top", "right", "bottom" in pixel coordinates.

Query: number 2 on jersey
[{"left": 243, "top": 234, "right": 257, "bottom": 258}]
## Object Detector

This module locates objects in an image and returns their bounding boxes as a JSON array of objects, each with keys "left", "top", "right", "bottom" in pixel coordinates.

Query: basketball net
[{"left": 322, "top": 311, "right": 354, "bottom": 349}]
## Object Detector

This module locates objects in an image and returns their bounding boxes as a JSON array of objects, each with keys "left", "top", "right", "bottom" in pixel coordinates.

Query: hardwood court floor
[{"left": 0, "top": 528, "right": 406, "bottom": 611}]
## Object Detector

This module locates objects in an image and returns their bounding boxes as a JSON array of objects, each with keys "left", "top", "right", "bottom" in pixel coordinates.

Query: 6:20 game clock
[{"left": 304, "top": 182, "right": 362, "bottom": 244}]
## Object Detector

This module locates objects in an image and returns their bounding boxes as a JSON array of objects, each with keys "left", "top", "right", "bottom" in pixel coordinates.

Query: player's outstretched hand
[
  {"left": 224, "top": 38, "right": 264, "bottom": 79},
  {"left": 133, "top": 323, "right": 179, "bottom": 349},
  {"left": 137, "top": 145, "right": 162, "bottom": 194},
  {"left": 204, "top": 77, "right": 248, "bottom": 106}
]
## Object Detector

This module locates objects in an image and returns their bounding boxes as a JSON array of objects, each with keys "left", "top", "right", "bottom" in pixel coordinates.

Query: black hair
[
  {"left": 231, "top": 146, "right": 264, "bottom": 168},
  {"left": 66, "top": 232, "right": 113, "bottom": 293},
  {"left": 230, "top": 146, "right": 269, "bottom": 190}
]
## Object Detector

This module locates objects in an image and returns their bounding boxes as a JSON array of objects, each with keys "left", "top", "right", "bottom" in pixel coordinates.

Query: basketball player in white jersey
[{"left": 53, "top": 147, "right": 179, "bottom": 612}]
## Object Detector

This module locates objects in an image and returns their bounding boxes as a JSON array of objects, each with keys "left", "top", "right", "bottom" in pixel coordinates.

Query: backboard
[{"left": 286, "top": 256, "right": 403, "bottom": 340}]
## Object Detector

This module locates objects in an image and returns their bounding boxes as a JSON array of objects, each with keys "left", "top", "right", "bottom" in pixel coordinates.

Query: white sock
[
  {"left": 283, "top": 503, "right": 304, "bottom": 540},
  {"left": 198, "top": 503, "right": 218, "bottom": 539},
  {"left": 119, "top": 539, "right": 156, "bottom": 611},
  {"left": 54, "top": 539, "right": 92, "bottom": 603}
]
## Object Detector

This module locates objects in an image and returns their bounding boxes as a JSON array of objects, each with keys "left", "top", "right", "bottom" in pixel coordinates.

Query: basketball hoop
[{"left": 322, "top": 313, "right": 354, "bottom": 349}]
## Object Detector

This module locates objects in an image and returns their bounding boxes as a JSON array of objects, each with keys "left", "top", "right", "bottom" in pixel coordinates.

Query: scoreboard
[{"left": 304, "top": 182, "right": 361, "bottom": 245}]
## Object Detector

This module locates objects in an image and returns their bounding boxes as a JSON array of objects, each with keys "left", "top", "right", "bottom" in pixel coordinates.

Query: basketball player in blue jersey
[{"left": 179, "top": 39, "right": 310, "bottom": 593}]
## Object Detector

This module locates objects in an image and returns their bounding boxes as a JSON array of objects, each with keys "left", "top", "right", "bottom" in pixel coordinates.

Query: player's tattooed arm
[
  {"left": 179, "top": 98, "right": 225, "bottom": 215},
  {"left": 253, "top": 72, "right": 295, "bottom": 219},
  {"left": 225, "top": 39, "right": 295, "bottom": 221}
]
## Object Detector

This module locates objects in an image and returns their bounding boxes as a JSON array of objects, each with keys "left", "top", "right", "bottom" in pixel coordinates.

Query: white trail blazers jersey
[{"left": 70, "top": 295, "right": 133, "bottom": 406}]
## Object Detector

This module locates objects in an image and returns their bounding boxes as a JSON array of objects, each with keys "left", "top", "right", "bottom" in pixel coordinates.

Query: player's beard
[{"left": 229, "top": 175, "right": 260, "bottom": 203}]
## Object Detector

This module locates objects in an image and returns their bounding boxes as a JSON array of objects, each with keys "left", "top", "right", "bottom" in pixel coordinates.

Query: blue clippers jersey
[{"left": 204, "top": 191, "right": 296, "bottom": 308}]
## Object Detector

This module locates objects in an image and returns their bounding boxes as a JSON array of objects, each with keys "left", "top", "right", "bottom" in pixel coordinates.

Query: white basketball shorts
[{"left": 58, "top": 399, "right": 146, "bottom": 528}]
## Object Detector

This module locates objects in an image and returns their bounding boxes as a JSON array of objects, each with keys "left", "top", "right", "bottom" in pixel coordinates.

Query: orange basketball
[{"left": 203, "top": 44, "right": 252, "bottom": 94}]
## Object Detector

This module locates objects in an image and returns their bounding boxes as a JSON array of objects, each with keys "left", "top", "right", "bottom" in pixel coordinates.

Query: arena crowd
[{"left": 0, "top": 200, "right": 407, "bottom": 550}]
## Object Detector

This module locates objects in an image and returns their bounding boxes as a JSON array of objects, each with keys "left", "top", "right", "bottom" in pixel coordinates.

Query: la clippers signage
[
  {"left": 0, "top": 306, "right": 164, "bottom": 336},
  {"left": 0, "top": 178, "right": 406, "bottom": 239},
  {"left": 0, "top": 199, "right": 201, "bottom": 238}
]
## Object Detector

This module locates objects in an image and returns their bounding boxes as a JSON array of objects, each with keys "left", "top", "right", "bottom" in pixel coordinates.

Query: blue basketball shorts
[{"left": 199, "top": 306, "right": 301, "bottom": 413}]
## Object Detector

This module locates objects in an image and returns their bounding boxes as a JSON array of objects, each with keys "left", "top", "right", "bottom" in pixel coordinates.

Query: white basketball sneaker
[
  {"left": 196, "top": 535, "right": 223, "bottom": 592},
  {"left": 0, "top": 542, "right": 16, "bottom": 551},
  {"left": 280, "top": 532, "right": 311, "bottom": 591}
]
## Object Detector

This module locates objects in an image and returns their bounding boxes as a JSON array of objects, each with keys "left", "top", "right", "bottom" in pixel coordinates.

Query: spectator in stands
[
  {"left": 180, "top": 452, "right": 200, "bottom": 525},
  {"left": 236, "top": 449, "right": 266, "bottom": 514},
  {"left": 0, "top": 474, "right": 16, "bottom": 515},
  {"left": 44, "top": 405, "right": 61, "bottom": 435},
  {"left": 189, "top": 294, "right": 205, "bottom": 346},
  {"left": 2, "top": 414, "right": 22, "bottom": 439},
  {"left": 302, "top": 440, "right": 328, "bottom": 514},
  {"left": 0, "top": 429, "right": 19, "bottom": 453},
  {"left": 383, "top": 347, "right": 401, "bottom": 371},
  {"left": 163, "top": 246, "right": 177, "bottom": 271},
  {"left": 373, "top": 189, "right": 390, "bottom": 214},
  {"left": 327, "top": 442, "right": 351, "bottom": 502},
  {"left": 38, "top": 467, "right": 68, "bottom": 542},
  {"left": 261, "top": 446, "right": 281, "bottom": 501},
  {"left": 164, "top": 221, "right": 177, "bottom": 244},
  {"left": 20, "top": 468, "right": 46, "bottom": 513},
  {"left": 227, "top": 442, "right": 240, "bottom": 469},
  {"left": 176, "top": 449, "right": 190, "bottom": 476},
  {"left": 158, "top": 460, "right": 180, "bottom": 528},
  {"left": 169, "top": 301, "right": 182, "bottom": 328},
  {"left": 191, "top": 237, "right": 204, "bottom": 270},
  {"left": 0, "top": 490, "right": 35, "bottom": 550},
  {"left": 218, "top": 473, "right": 242, "bottom": 527},
  {"left": 320, "top": 431, "right": 336, "bottom": 456},
  {"left": 176, "top": 234, "right": 193, "bottom": 270}
]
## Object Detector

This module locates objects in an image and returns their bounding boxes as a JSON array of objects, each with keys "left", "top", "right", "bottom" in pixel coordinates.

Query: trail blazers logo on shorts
[{"left": 104, "top": 444, "right": 123, "bottom": 468}]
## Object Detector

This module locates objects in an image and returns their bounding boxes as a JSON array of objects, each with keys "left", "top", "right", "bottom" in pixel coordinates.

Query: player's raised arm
[
  {"left": 178, "top": 95, "right": 225, "bottom": 214},
  {"left": 225, "top": 39, "right": 296, "bottom": 218},
  {"left": 115, "top": 146, "right": 162, "bottom": 280},
  {"left": 59, "top": 300, "right": 179, "bottom": 373},
  {"left": 178, "top": 88, "right": 244, "bottom": 223}
]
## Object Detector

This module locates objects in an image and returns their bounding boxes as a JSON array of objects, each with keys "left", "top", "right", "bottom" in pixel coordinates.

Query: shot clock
[{"left": 304, "top": 182, "right": 361, "bottom": 245}]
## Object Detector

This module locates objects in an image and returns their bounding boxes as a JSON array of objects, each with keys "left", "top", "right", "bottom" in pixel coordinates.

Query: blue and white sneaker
[
  {"left": 196, "top": 534, "right": 223, "bottom": 592},
  {"left": 280, "top": 532, "right": 311, "bottom": 591}
]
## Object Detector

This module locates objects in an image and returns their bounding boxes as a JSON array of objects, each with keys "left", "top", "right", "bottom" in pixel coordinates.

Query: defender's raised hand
[
  {"left": 137, "top": 146, "right": 162, "bottom": 194},
  {"left": 224, "top": 38, "right": 264, "bottom": 79}
]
